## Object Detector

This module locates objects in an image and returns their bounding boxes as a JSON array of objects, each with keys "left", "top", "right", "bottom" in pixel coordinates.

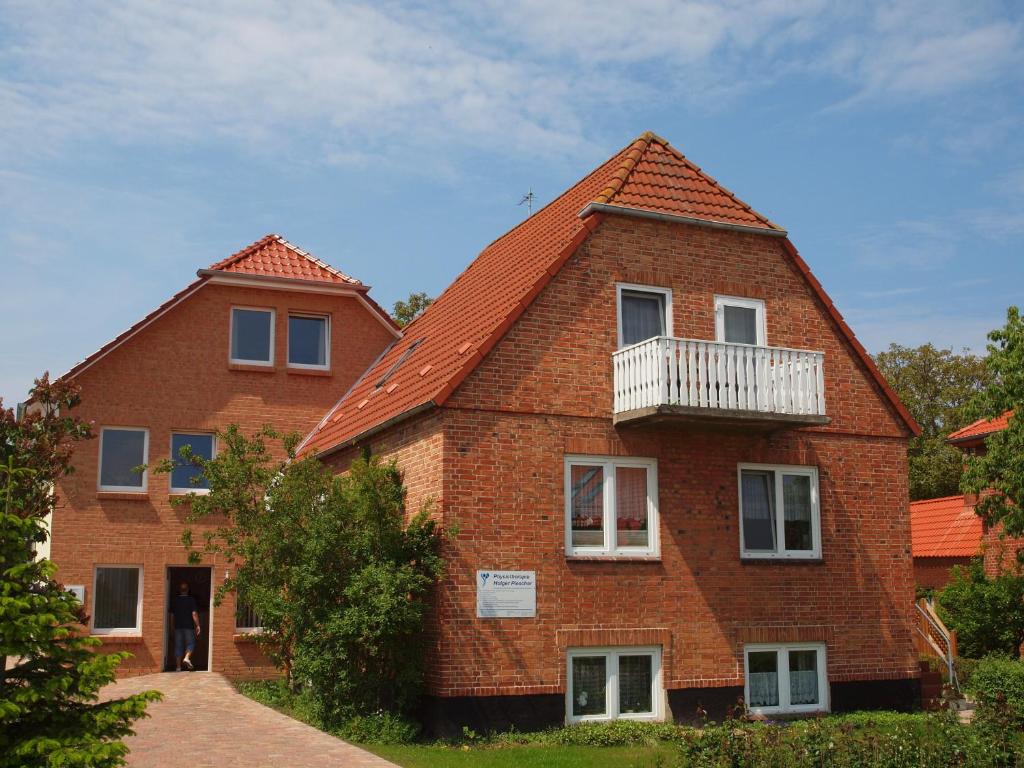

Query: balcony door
[{"left": 617, "top": 285, "right": 671, "bottom": 348}]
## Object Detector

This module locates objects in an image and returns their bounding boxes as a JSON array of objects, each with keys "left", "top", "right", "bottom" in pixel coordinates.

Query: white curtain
[
  {"left": 790, "top": 670, "right": 819, "bottom": 705},
  {"left": 748, "top": 672, "right": 779, "bottom": 707},
  {"left": 621, "top": 292, "right": 665, "bottom": 346}
]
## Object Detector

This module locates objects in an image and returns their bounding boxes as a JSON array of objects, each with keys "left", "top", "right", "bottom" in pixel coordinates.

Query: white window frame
[
  {"left": 234, "top": 599, "right": 263, "bottom": 634},
  {"left": 744, "top": 642, "right": 829, "bottom": 715},
  {"left": 715, "top": 295, "right": 766, "bottom": 346},
  {"left": 616, "top": 283, "right": 673, "bottom": 349},
  {"left": 287, "top": 312, "right": 331, "bottom": 371},
  {"left": 738, "top": 463, "right": 821, "bottom": 560},
  {"left": 91, "top": 565, "right": 144, "bottom": 636},
  {"left": 566, "top": 646, "right": 663, "bottom": 723},
  {"left": 564, "top": 455, "right": 659, "bottom": 558},
  {"left": 168, "top": 432, "right": 216, "bottom": 495},
  {"left": 97, "top": 427, "right": 149, "bottom": 493},
  {"left": 229, "top": 306, "right": 276, "bottom": 366}
]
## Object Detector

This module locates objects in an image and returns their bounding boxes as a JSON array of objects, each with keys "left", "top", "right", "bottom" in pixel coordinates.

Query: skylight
[{"left": 375, "top": 338, "right": 424, "bottom": 389}]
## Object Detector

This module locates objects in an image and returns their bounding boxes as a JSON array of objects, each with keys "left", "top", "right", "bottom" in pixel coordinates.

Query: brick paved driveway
[{"left": 100, "top": 672, "right": 398, "bottom": 768}]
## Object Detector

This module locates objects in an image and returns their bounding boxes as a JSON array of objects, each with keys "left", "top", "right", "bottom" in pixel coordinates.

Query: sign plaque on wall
[{"left": 476, "top": 570, "right": 536, "bottom": 618}]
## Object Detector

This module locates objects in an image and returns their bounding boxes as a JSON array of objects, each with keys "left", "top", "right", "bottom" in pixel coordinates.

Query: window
[
  {"left": 738, "top": 464, "right": 820, "bottom": 559},
  {"left": 744, "top": 643, "right": 828, "bottom": 714},
  {"left": 565, "top": 456, "right": 658, "bottom": 557},
  {"left": 235, "top": 600, "right": 262, "bottom": 632},
  {"left": 92, "top": 566, "right": 142, "bottom": 634},
  {"left": 288, "top": 314, "right": 329, "bottom": 369},
  {"left": 567, "top": 647, "right": 662, "bottom": 722},
  {"left": 98, "top": 427, "right": 148, "bottom": 492},
  {"left": 715, "top": 296, "right": 765, "bottom": 346},
  {"left": 616, "top": 284, "right": 671, "bottom": 347},
  {"left": 230, "top": 307, "right": 274, "bottom": 365},
  {"left": 169, "top": 433, "right": 215, "bottom": 493}
]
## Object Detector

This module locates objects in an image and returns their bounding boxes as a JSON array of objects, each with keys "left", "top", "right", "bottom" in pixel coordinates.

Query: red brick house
[
  {"left": 298, "top": 132, "right": 923, "bottom": 731},
  {"left": 48, "top": 234, "right": 399, "bottom": 677},
  {"left": 908, "top": 410, "right": 1019, "bottom": 588}
]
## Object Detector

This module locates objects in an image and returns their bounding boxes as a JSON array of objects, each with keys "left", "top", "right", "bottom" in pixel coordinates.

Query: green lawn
[{"left": 368, "top": 742, "right": 676, "bottom": 768}]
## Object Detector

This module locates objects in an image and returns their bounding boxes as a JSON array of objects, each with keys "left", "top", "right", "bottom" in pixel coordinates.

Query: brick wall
[
  {"left": 913, "top": 557, "right": 972, "bottom": 591},
  {"left": 348, "top": 215, "right": 918, "bottom": 706},
  {"left": 51, "top": 280, "right": 395, "bottom": 678}
]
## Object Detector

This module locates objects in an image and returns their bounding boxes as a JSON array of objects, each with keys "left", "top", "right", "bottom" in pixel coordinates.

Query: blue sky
[{"left": 2, "top": 1, "right": 1022, "bottom": 404}]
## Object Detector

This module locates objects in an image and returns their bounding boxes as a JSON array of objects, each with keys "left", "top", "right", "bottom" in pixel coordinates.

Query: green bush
[
  {"left": 937, "top": 558, "right": 1024, "bottom": 658},
  {"left": 336, "top": 712, "right": 420, "bottom": 745},
  {"left": 971, "top": 656, "right": 1024, "bottom": 727}
]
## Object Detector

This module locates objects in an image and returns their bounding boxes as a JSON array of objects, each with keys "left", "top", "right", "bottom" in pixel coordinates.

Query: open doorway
[{"left": 165, "top": 566, "right": 212, "bottom": 671}]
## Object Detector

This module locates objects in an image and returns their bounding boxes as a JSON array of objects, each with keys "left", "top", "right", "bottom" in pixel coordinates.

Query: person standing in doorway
[{"left": 170, "top": 581, "right": 201, "bottom": 671}]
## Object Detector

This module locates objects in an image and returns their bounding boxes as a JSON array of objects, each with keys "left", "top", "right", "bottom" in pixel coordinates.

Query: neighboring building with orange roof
[
  {"left": 47, "top": 234, "right": 398, "bottom": 677},
  {"left": 947, "top": 410, "right": 1014, "bottom": 450},
  {"left": 303, "top": 132, "right": 922, "bottom": 731},
  {"left": 909, "top": 495, "right": 984, "bottom": 589}
]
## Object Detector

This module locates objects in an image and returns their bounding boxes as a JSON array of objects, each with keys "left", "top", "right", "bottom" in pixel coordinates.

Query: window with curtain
[
  {"left": 568, "top": 647, "right": 661, "bottom": 721},
  {"left": 230, "top": 307, "right": 274, "bottom": 364},
  {"left": 566, "top": 457, "right": 657, "bottom": 556},
  {"left": 619, "top": 288, "right": 667, "bottom": 347},
  {"left": 99, "top": 427, "right": 147, "bottom": 491},
  {"left": 715, "top": 296, "right": 765, "bottom": 346},
  {"left": 170, "top": 433, "right": 214, "bottom": 492},
  {"left": 745, "top": 644, "right": 826, "bottom": 713},
  {"left": 93, "top": 566, "right": 141, "bottom": 632},
  {"left": 288, "top": 314, "right": 329, "bottom": 368},
  {"left": 739, "top": 465, "right": 820, "bottom": 559}
]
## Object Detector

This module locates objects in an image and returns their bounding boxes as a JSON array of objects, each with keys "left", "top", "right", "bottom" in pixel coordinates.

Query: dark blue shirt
[{"left": 170, "top": 594, "right": 198, "bottom": 630}]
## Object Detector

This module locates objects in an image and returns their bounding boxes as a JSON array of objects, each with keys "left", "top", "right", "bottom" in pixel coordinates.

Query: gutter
[
  {"left": 578, "top": 202, "right": 788, "bottom": 238},
  {"left": 314, "top": 401, "right": 438, "bottom": 460}
]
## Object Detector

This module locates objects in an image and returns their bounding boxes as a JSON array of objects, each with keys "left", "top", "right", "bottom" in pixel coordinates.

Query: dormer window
[
  {"left": 616, "top": 284, "right": 671, "bottom": 348},
  {"left": 715, "top": 296, "right": 765, "bottom": 346},
  {"left": 230, "top": 307, "right": 275, "bottom": 365}
]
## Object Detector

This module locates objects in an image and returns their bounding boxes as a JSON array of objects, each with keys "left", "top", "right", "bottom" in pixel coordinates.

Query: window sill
[
  {"left": 96, "top": 492, "right": 149, "bottom": 501},
  {"left": 566, "top": 555, "right": 661, "bottom": 563},
  {"left": 91, "top": 634, "right": 144, "bottom": 643},
  {"left": 740, "top": 556, "right": 824, "bottom": 565},
  {"left": 228, "top": 362, "right": 276, "bottom": 373},
  {"left": 233, "top": 632, "right": 263, "bottom": 643},
  {"left": 286, "top": 367, "right": 332, "bottom": 377}
]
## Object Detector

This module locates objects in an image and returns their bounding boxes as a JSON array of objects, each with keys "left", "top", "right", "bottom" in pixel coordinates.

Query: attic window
[{"left": 375, "top": 339, "right": 424, "bottom": 389}]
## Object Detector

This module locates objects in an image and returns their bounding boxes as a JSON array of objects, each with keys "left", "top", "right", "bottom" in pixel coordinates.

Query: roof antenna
[{"left": 518, "top": 188, "right": 535, "bottom": 216}]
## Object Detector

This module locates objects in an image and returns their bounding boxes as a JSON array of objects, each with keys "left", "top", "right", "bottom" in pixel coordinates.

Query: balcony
[{"left": 612, "top": 337, "right": 829, "bottom": 429}]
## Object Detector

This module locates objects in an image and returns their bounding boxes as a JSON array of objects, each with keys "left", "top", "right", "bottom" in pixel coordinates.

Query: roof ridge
[
  {"left": 593, "top": 131, "right": 656, "bottom": 205},
  {"left": 273, "top": 235, "right": 361, "bottom": 285},
  {"left": 910, "top": 494, "right": 968, "bottom": 505}
]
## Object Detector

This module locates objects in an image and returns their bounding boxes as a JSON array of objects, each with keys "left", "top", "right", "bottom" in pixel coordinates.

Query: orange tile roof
[
  {"left": 948, "top": 410, "right": 1014, "bottom": 443},
  {"left": 208, "top": 233, "right": 361, "bottom": 285},
  {"left": 910, "top": 495, "right": 983, "bottom": 558},
  {"left": 300, "top": 132, "right": 919, "bottom": 456},
  {"left": 59, "top": 234, "right": 393, "bottom": 384}
]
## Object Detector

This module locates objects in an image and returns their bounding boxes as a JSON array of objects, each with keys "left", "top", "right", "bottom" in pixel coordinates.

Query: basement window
[
  {"left": 565, "top": 456, "right": 658, "bottom": 557},
  {"left": 744, "top": 643, "right": 828, "bottom": 714},
  {"left": 738, "top": 464, "right": 820, "bottom": 560},
  {"left": 567, "top": 647, "right": 663, "bottom": 722},
  {"left": 98, "top": 427, "right": 148, "bottom": 492},
  {"left": 230, "top": 307, "right": 275, "bottom": 365},
  {"left": 92, "top": 566, "right": 143, "bottom": 635}
]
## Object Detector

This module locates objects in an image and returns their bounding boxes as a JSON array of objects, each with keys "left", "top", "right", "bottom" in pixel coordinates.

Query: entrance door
[{"left": 165, "top": 566, "right": 212, "bottom": 671}]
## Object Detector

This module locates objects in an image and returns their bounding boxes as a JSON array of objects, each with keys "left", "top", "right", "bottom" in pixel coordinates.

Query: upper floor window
[
  {"left": 170, "top": 433, "right": 215, "bottom": 494},
  {"left": 744, "top": 643, "right": 828, "bottom": 714},
  {"left": 617, "top": 284, "right": 671, "bottom": 348},
  {"left": 739, "top": 464, "right": 820, "bottom": 559},
  {"left": 715, "top": 295, "right": 765, "bottom": 346},
  {"left": 92, "top": 565, "right": 142, "bottom": 635},
  {"left": 98, "top": 427, "right": 148, "bottom": 492},
  {"left": 565, "top": 456, "right": 658, "bottom": 557},
  {"left": 230, "top": 307, "right": 275, "bottom": 366},
  {"left": 288, "top": 314, "right": 329, "bottom": 369}
]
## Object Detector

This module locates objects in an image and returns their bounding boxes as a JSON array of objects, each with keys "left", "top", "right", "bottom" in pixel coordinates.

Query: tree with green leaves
[
  {"left": 874, "top": 342, "right": 991, "bottom": 500},
  {"left": 168, "top": 426, "right": 445, "bottom": 726},
  {"left": 0, "top": 376, "right": 159, "bottom": 768},
  {"left": 937, "top": 557, "right": 1024, "bottom": 658},
  {"left": 392, "top": 291, "right": 433, "bottom": 327},
  {"left": 962, "top": 306, "right": 1024, "bottom": 535}
]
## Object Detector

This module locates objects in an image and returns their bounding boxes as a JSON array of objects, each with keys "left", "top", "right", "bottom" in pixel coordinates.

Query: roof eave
[{"left": 579, "top": 203, "right": 788, "bottom": 238}]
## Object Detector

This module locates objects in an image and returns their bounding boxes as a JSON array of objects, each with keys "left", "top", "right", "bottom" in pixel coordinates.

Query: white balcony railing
[{"left": 613, "top": 337, "right": 826, "bottom": 418}]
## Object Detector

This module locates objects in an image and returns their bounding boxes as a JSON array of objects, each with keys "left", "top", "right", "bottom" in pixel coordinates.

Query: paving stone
[{"left": 100, "top": 672, "right": 399, "bottom": 768}]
